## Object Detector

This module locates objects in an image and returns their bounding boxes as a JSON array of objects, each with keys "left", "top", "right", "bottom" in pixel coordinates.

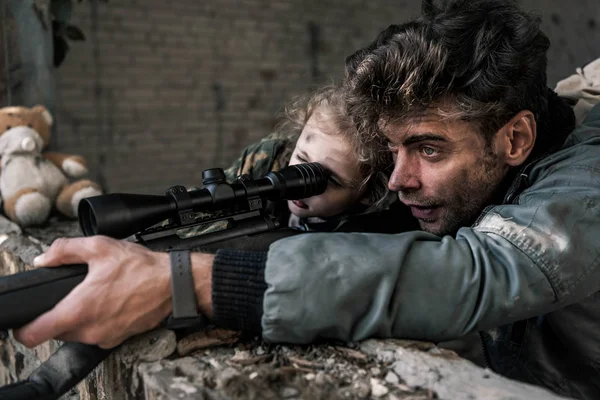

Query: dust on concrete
[{"left": 151, "top": 333, "right": 438, "bottom": 400}]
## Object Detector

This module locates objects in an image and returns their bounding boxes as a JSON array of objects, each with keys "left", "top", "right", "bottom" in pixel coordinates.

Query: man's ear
[{"left": 497, "top": 110, "right": 537, "bottom": 167}]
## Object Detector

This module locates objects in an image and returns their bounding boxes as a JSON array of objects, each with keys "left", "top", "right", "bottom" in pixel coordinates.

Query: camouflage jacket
[{"left": 222, "top": 132, "right": 296, "bottom": 181}]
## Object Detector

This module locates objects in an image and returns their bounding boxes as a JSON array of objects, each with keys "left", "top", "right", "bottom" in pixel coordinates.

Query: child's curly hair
[{"left": 274, "top": 84, "right": 394, "bottom": 211}]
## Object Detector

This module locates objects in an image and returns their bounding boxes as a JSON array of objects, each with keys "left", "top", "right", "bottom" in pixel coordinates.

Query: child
[
  {"left": 220, "top": 84, "right": 409, "bottom": 233},
  {"left": 179, "top": 84, "right": 417, "bottom": 240}
]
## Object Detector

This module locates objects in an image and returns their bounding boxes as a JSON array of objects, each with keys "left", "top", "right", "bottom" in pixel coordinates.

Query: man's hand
[{"left": 13, "top": 236, "right": 213, "bottom": 349}]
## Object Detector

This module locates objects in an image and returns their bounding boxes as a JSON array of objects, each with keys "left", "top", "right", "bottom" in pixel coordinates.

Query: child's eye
[{"left": 296, "top": 155, "right": 308, "bottom": 163}]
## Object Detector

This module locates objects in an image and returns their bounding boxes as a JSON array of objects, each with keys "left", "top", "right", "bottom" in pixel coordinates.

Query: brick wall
[{"left": 53, "top": 0, "right": 600, "bottom": 194}]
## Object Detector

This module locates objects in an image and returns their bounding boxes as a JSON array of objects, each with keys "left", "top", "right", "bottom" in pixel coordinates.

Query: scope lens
[
  {"left": 263, "top": 162, "right": 329, "bottom": 200},
  {"left": 78, "top": 199, "right": 98, "bottom": 237},
  {"left": 298, "top": 162, "right": 325, "bottom": 197}
]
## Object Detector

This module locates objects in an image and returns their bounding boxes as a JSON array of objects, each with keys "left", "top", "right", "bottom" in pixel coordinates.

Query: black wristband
[{"left": 164, "top": 250, "right": 207, "bottom": 330}]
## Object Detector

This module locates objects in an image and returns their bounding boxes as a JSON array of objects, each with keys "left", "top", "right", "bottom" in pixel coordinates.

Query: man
[{"left": 13, "top": 1, "right": 600, "bottom": 398}]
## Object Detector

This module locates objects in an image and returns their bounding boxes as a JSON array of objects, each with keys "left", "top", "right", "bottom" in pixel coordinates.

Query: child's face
[{"left": 287, "top": 111, "right": 367, "bottom": 219}]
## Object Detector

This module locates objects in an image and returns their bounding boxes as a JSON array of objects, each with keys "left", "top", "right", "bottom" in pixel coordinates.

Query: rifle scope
[{"left": 78, "top": 162, "right": 329, "bottom": 239}]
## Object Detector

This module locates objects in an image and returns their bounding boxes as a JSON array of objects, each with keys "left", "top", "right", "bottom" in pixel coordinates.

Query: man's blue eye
[{"left": 422, "top": 147, "right": 437, "bottom": 156}]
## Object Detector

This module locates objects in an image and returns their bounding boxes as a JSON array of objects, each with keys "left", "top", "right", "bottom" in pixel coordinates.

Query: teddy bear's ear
[{"left": 32, "top": 105, "right": 54, "bottom": 126}]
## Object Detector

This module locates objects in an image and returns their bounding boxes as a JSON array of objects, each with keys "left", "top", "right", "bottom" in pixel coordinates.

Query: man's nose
[{"left": 388, "top": 156, "right": 421, "bottom": 192}]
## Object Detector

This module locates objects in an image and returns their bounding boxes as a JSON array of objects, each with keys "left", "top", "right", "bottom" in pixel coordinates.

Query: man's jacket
[{"left": 259, "top": 104, "right": 600, "bottom": 399}]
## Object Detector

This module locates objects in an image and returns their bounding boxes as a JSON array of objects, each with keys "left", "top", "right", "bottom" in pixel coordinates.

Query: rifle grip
[{"left": 0, "top": 265, "right": 88, "bottom": 330}]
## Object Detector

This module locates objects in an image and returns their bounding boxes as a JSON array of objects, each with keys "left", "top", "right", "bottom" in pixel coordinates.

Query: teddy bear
[{"left": 0, "top": 105, "right": 103, "bottom": 227}]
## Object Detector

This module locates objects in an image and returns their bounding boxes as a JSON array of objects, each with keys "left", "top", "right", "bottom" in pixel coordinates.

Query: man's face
[{"left": 383, "top": 113, "right": 510, "bottom": 236}]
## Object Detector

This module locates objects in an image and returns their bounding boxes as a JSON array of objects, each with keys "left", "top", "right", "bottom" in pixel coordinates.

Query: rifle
[{"left": 0, "top": 162, "right": 329, "bottom": 400}]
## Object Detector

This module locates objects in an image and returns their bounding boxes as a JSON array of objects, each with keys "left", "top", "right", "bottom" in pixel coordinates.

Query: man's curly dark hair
[{"left": 345, "top": 0, "right": 575, "bottom": 160}]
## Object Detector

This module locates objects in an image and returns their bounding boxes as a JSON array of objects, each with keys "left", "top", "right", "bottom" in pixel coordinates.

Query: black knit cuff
[{"left": 212, "top": 249, "right": 268, "bottom": 333}]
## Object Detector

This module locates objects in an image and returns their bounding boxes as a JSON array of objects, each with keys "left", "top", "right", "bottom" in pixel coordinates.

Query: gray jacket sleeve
[{"left": 261, "top": 106, "right": 600, "bottom": 344}]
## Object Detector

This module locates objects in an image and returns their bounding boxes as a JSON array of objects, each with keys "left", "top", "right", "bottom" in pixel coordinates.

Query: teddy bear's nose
[{"left": 21, "top": 137, "right": 36, "bottom": 152}]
